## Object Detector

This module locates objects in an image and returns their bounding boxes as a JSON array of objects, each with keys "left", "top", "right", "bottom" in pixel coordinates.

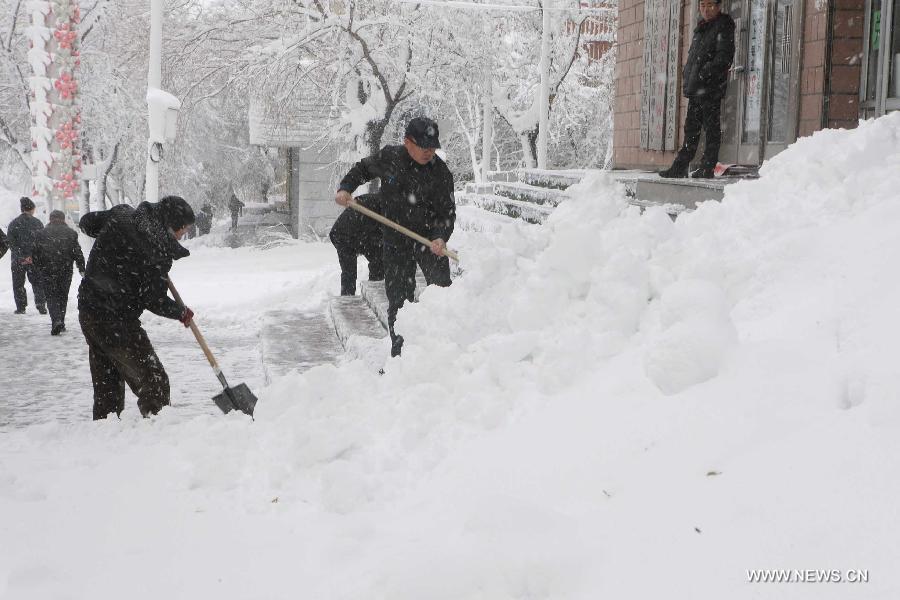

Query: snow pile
[{"left": 2, "top": 114, "right": 900, "bottom": 599}]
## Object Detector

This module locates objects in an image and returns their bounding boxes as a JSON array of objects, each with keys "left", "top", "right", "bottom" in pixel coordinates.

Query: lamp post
[{"left": 146, "top": 0, "right": 163, "bottom": 203}]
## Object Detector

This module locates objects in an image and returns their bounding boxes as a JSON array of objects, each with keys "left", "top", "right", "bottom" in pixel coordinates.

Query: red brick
[
  {"left": 800, "top": 94, "right": 823, "bottom": 124},
  {"left": 832, "top": 38, "right": 863, "bottom": 65},
  {"left": 804, "top": 40, "right": 826, "bottom": 68},
  {"left": 833, "top": 12, "right": 864, "bottom": 38},
  {"left": 827, "top": 94, "right": 859, "bottom": 121},
  {"left": 834, "top": 0, "right": 864, "bottom": 9},
  {"left": 830, "top": 64, "right": 861, "bottom": 93}
]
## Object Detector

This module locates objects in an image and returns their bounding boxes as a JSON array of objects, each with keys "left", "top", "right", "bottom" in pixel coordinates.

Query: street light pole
[{"left": 146, "top": 0, "right": 163, "bottom": 203}]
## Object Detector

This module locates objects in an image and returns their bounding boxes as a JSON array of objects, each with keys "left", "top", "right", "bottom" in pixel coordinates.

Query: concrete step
[
  {"left": 491, "top": 181, "right": 567, "bottom": 206},
  {"left": 516, "top": 168, "right": 586, "bottom": 189},
  {"left": 457, "top": 192, "right": 554, "bottom": 224},
  {"left": 328, "top": 295, "right": 387, "bottom": 350},
  {"left": 359, "top": 272, "right": 432, "bottom": 331},
  {"left": 612, "top": 171, "right": 746, "bottom": 214},
  {"left": 260, "top": 309, "right": 345, "bottom": 383}
]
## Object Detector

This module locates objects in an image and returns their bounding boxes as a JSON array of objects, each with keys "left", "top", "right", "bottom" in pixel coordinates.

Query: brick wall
[
  {"left": 613, "top": 0, "right": 865, "bottom": 169},
  {"left": 798, "top": 0, "right": 829, "bottom": 137},
  {"left": 826, "top": 0, "right": 865, "bottom": 129},
  {"left": 613, "top": 0, "right": 694, "bottom": 169}
]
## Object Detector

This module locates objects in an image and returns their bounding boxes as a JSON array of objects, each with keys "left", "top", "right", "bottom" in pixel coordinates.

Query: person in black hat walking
[
  {"left": 659, "top": 0, "right": 735, "bottom": 179},
  {"left": 335, "top": 117, "right": 455, "bottom": 357},
  {"left": 78, "top": 196, "right": 196, "bottom": 420},
  {"left": 7, "top": 196, "right": 47, "bottom": 314},
  {"left": 32, "top": 210, "right": 86, "bottom": 335},
  {"left": 329, "top": 193, "right": 385, "bottom": 296}
]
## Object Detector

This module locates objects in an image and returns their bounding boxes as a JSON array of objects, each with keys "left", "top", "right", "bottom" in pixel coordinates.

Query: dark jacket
[
  {"left": 338, "top": 145, "right": 455, "bottom": 244},
  {"left": 0, "top": 227, "right": 7, "bottom": 260},
  {"left": 682, "top": 13, "right": 736, "bottom": 99},
  {"left": 33, "top": 221, "right": 85, "bottom": 276},
  {"left": 7, "top": 213, "right": 45, "bottom": 261},
  {"left": 329, "top": 193, "right": 385, "bottom": 250},
  {"left": 196, "top": 208, "right": 212, "bottom": 234},
  {"left": 78, "top": 202, "right": 189, "bottom": 322},
  {"left": 228, "top": 195, "right": 244, "bottom": 215}
]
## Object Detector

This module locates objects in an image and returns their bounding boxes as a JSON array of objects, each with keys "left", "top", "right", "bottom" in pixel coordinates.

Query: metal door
[{"left": 720, "top": 0, "right": 801, "bottom": 165}]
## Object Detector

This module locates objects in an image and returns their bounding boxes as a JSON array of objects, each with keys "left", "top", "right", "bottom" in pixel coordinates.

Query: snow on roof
[{"left": 248, "top": 96, "right": 336, "bottom": 148}]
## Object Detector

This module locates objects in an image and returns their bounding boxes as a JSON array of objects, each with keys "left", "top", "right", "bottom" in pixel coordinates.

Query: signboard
[{"left": 640, "top": 0, "right": 681, "bottom": 151}]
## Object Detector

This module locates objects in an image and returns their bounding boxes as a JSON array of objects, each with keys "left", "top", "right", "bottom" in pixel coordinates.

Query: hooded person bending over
[
  {"left": 78, "top": 196, "right": 195, "bottom": 420},
  {"left": 335, "top": 117, "right": 455, "bottom": 357}
]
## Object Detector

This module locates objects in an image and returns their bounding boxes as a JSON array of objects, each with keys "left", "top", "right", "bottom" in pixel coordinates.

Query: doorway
[{"left": 719, "top": 0, "right": 803, "bottom": 165}]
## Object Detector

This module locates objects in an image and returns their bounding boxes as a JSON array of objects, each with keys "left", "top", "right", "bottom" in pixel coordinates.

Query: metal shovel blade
[{"left": 213, "top": 383, "right": 258, "bottom": 417}]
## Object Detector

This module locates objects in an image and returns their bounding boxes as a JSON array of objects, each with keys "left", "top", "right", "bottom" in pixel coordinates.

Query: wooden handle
[
  {"left": 167, "top": 278, "right": 220, "bottom": 373},
  {"left": 348, "top": 202, "right": 459, "bottom": 262}
]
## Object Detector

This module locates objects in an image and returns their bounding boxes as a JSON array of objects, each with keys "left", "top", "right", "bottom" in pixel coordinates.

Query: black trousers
[
  {"left": 11, "top": 261, "right": 45, "bottom": 312},
  {"left": 43, "top": 270, "right": 73, "bottom": 327},
  {"left": 79, "top": 316, "right": 170, "bottom": 420},
  {"left": 673, "top": 96, "right": 723, "bottom": 170},
  {"left": 231, "top": 212, "right": 239, "bottom": 230},
  {"left": 384, "top": 238, "right": 451, "bottom": 356},
  {"left": 330, "top": 231, "right": 385, "bottom": 296}
]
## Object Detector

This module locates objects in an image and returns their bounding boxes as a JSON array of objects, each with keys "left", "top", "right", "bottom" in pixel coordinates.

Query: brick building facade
[{"left": 613, "top": 0, "right": 896, "bottom": 171}]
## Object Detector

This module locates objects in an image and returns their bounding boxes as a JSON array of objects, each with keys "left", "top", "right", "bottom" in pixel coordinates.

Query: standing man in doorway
[
  {"left": 335, "top": 117, "right": 455, "bottom": 357},
  {"left": 660, "top": 0, "right": 735, "bottom": 179}
]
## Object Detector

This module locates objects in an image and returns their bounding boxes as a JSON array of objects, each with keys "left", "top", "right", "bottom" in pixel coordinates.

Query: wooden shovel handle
[
  {"left": 167, "top": 278, "right": 221, "bottom": 373},
  {"left": 348, "top": 202, "right": 459, "bottom": 262}
]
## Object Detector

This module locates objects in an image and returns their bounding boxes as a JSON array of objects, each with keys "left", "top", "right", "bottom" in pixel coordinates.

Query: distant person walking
[
  {"left": 228, "top": 192, "right": 244, "bottom": 231},
  {"left": 329, "top": 193, "right": 385, "bottom": 296},
  {"left": 32, "top": 210, "right": 86, "bottom": 335},
  {"left": 659, "top": 0, "right": 735, "bottom": 179},
  {"left": 335, "top": 117, "right": 455, "bottom": 357},
  {"left": 7, "top": 197, "right": 47, "bottom": 315},
  {"left": 78, "top": 196, "right": 196, "bottom": 420},
  {"left": 196, "top": 203, "right": 213, "bottom": 235}
]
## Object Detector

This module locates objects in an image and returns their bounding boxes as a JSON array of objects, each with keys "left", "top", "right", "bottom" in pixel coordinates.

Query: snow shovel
[
  {"left": 167, "top": 279, "right": 257, "bottom": 417},
  {"left": 348, "top": 202, "right": 459, "bottom": 262}
]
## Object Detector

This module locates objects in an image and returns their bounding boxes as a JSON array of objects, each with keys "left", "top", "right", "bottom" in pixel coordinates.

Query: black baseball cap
[{"left": 405, "top": 117, "right": 441, "bottom": 149}]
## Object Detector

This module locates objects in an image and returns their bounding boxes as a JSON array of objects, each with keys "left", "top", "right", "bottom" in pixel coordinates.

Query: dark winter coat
[
  {"left": 228, "top": 195, "right": 244, "bottom": 216},
  {"left": 33, "top": 221, "right": 86, "bottom": 276},
  {"left": 0, "top": 227, "right": 8, "bottom": 259},
  {"left": 78, "top": 202, "right": 189, "bottom": 322},
  {"left": 329, "top": 193, "right": 385, "bottom": 249},
  {"left": 682, "top": 13, "right": 736, "bottom": 99},
  {"left": 195, "top": 209, "right": 212, "bottom": 234},
  {"left": 6, "top": 213, "right": 45, "bottom": 261},
  {"left": 338, "top": 145, "right": 455, "bottom": 244}
]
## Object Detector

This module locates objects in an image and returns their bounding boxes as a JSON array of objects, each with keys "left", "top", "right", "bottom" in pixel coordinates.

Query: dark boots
[{"left": 659, "top": 164, "right": 688, "bottom": 178}]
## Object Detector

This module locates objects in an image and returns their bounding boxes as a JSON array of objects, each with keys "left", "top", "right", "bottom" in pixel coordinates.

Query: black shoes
[
  {"left": 51, "top": 322, "right": 65, "bottom": 336},
  {"left": 37, "top": 306, "right": 47, "bottom": 315},
  {"left": 14, "top": 309, "right": 25, "bottom": 314},
  {"left": 691, "top": 167, "right": 716, "bottom": 179},
  {"left": 659, "top": 165, "right": 688, "bottom": 179}
]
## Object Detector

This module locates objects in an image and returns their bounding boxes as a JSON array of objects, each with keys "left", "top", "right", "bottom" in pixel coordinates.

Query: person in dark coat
[
  {"left": 78, "top": 196, "right": 195, "bottom": 420},
  {"left": 335, "top": 117, "right": 455, "bottom": 357},
  {"left": 195, "top": 204, "right": 213, "bottom": 235},
  {"left": 329, "top": 193, "right": 385, "bottom": 296},
  {"left": 660, "top": 0, "right": 735, "bottom": 179},
  {"left": 7, "top": 196, "right": 47, "bottom": 314},
  {"left": 0, "top": 227, "right": 8, "bottom": 260},
  {"left": 32, "top": 210, "right": 86, "bottom": 335},
  {"left": 228, "top": 192, "right": 244, "bottom": 231}
]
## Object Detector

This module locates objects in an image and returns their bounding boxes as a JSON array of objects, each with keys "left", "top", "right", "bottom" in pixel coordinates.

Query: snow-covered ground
[{"left": 2, "top": 114, "right": 900, "bottom": 599}]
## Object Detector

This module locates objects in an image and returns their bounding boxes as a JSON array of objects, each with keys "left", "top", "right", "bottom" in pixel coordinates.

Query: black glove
[{"left": 179, "top": 307, "right": 194, "bottom": 328}]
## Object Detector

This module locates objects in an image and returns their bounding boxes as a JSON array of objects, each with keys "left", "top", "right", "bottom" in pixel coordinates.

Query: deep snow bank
[{"left": 2, "top": 114, "right": 900, "bottom": 599}]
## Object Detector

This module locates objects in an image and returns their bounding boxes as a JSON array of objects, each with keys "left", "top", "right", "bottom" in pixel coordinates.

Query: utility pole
[
  {"left": 480, "top": 17, "right": 494, "bottom": 182},
  {"left": 146, "top": 0, "right": 163, "bottom": 203},
  {"left": 536, "top": 0, "right": 551, "bottom": 170}
]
